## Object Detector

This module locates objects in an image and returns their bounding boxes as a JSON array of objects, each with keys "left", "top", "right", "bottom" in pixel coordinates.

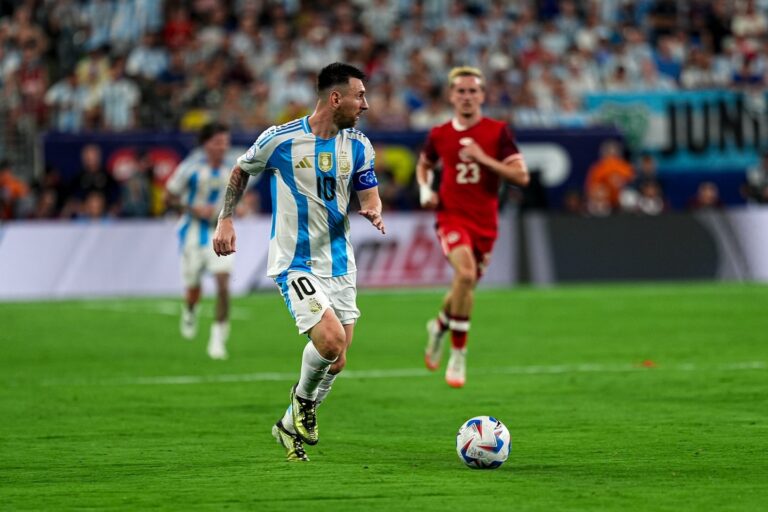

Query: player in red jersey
[{"left": 417, "top": 66, "right": 529, "bottom": 388}]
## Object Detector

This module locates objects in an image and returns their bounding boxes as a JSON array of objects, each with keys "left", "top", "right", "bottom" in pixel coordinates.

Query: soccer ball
[{"left": 456, "top": 416, "right": 511, "bottom": 469}]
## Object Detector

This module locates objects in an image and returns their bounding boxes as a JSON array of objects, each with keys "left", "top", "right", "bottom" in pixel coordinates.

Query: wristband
[{"left": 419, "top": 184, "right": 433, "bottom": 206}]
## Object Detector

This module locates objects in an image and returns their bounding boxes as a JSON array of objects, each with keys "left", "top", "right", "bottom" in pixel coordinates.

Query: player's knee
[
  {"left": 329, "top": 353, "right": 346, "bottom": 374},
  {"left": 456, "top": 267, "right": 477, "bottom": 289},
  {"left": 314, "top": 323, "right": 346, "bottom": 359}
]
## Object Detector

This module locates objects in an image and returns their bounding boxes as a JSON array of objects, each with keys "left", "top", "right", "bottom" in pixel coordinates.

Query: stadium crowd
[{"left": 1, "top": 0, "right": 767, "bottom": 220}]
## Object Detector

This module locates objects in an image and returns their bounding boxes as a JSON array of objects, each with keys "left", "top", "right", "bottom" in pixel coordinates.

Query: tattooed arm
[{"left": 213, "top": 166, "right": 250, "bottom": 256}]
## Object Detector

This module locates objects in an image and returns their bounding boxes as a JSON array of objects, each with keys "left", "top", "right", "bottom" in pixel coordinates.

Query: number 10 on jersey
[{"left": 317, "top": 176, "right": 336, "bottom": 200}]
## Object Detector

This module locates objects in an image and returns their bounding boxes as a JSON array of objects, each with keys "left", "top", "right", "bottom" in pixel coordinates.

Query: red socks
[{"left": 437, "top": 310, "right": 471, "bottom": 349}]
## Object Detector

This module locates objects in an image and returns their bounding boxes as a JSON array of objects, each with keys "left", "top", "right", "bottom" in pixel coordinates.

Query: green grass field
[{"left": 1, "top": 282, "right": 767, "bottom": 511}]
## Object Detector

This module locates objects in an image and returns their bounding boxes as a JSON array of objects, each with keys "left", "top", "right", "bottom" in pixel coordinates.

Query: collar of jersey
[{"left": 452, "top": 117, "right": 477, "bottom": 132}]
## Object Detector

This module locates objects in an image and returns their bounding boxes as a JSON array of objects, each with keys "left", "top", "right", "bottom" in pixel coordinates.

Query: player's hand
[
  {"left": 213, "top": 218, "right": 236, "bottom": 256},
  {"left": 459, "top": 141, "right": 488, "bottom": 164},
  {"left": 358, "top": 209, "right": 386, "bottom": 234},
  {"left": 192, "top": 205, "right": 215, "bottom": 220},
  {"left": 419, "top": 183, "right": 438, "bottom": 209}
]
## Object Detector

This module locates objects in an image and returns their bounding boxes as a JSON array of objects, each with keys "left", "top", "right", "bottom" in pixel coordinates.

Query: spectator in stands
[
  {"left": 562, "top": 188, "right": 586, "bottom": 216},
  {"left": 633, "top": 152, "right": 665, "bottom": 192},
  {"left": 410, "top": 85, "right": 452, "bottom": 131},
  {"left": 0, "top": 159, "right": 30, "bottom": 219},
  {"left": 120, "top": 150, "right": 152, "bottom": 218},
  {"left": 681, "top": 47, "right": 721, "bottom": 88},
  {"left": 16, "top": 39, "right": 48, "bottom": 126},
  {"left": 654, "top": 35, "right": 684, "bottom": 82},
  {"left": 585, "top": 140, "right": 635, "bottom": 211},
  {"left": 98, "top": 56, "right": 140, "bottom": 131},
  {"left": 65, "top": 144, "right": 120, "bottom": 218},
  {"left": 44, "top": 68, "right": 90, "bottom": 132},
  {"left": 688, "top": 181, "right": 724, "bottom": 210},
  {"left": 584, "top": 182, "right": 613, "bottom": 217},
  {"left": 30, "top": 166, "right": 68, "bottom": 220},
  {"left": 78, "top": 190, "right": 109, "bottom": 221},
  {"left": 366, "top": 76, "right": 410, "bottom": 131},
  {"left": 635, "top": 181, "right": 667, "bottom": 215},
  {"left": 126, "top": 32, "right": 168, "bottom": 82},
  {"left": 637, "top": 58, "right": 678, "bottom": 90},
  {"left": 162, "top": 5, "right": 194, "bottom": 50},
  {"left": 732, "top": 0, "right": 767, "bottom": 44},
  {"left": 742, "top": 151, "right": 768, "bottom": 204},
  {"left": 75, "top": 45, "right": 110, "bottom": 93}
]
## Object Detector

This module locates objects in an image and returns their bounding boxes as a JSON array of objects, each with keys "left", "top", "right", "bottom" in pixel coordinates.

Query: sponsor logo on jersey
[
  {"left": 295, "top": 156, "right": 313, "bottom": 169},
  {"left": 308, "top": 298, "right": 322, "bottom": 314},
  {"left": 318, "top": 152, "right": 333, "bottom": 172}
]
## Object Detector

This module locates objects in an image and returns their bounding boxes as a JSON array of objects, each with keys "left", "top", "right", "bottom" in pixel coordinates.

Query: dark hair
[
  {"left": 199, "top": 122, "right": 229, "bottom": 145},
  {"left": 317, "top": 62, "right": 366, "bottom": 93}
]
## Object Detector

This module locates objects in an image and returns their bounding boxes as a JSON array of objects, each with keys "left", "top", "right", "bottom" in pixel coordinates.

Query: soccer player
[
  {"left": 212, "top": 63, "right": 385, "bottom": 461},
  {"left": 166, "top": 122, "right": 237, "bottom": 360},
  {"left": 417, "top": 66, "right": 529, "bottom": 388}
]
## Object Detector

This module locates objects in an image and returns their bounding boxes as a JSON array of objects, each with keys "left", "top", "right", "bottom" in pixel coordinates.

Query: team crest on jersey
[
  {"left": 245, "top": 145, "right": 256, "bottom": 161},
  {"left": 318, "top": 152, "right": 333, "bottom": 172},
  {"left": 338, "top": 154, "right": 351, "bottom": 173},
  {"left": 308, "top": 298, "right": 322, "bottom": 314}
]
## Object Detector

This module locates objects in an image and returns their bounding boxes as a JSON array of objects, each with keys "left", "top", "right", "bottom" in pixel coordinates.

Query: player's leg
[
  {"left": 285, "top": 308, "right": 344, "bottom": 446},
  {"left": 205, "top": 250, "right": 234, "bottom": 359},
  {"left": 206, "top": 272, "right": 230, "bottom": 360},
  {"left": 316, "top": 272, "right": 359, "bottom": 404},
  {"left": 425, "top": 291, "right": 452, "bottom": 370},
  {"left": 444, "top": 244, "right": 477, "bottom": 388},
  {"left": 180, "top": 247, "right": 204, "bottom": 339},
  {"left": 425, "top": 226, "right": 470, "bottom": 370},
  {"left": 274, "top": 272, "right": 343, "bottom": 446}
]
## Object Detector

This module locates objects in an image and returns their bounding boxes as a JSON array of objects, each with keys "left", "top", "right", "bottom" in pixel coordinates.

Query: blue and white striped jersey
[
  {"left": 167, "top": 149, "right": 239, "bottom": 250},
  {"left": 237, "top": 116, "right": 378, "bottom": 278}
]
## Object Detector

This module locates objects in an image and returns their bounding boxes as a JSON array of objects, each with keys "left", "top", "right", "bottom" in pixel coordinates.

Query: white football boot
[
  {"left": 445, "top": 348, "right": 466, "bottom": 388},
  {"left": 180, "top": 304, "right": 199, "bottom": 340},
  {"left": 424, "top": 319, "right": 446, "bottom": 371}
]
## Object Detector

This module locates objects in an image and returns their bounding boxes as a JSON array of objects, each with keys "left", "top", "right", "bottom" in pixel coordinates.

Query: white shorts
[
  {"left": 181, "top": 244, "right": 234, "bottom": 287},
  {"left": 275, "top": 271, "right": 360, "bottom": 334}
]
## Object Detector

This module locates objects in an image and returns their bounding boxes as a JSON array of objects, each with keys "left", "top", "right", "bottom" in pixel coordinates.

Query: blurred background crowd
[{"left": 1, "top": 0, "right": 768, "bottom": 221}]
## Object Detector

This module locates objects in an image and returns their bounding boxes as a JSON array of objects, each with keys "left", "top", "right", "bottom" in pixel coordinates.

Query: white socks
[
  {"left": 207, "top": 321, "right": 230, "bottom": 359},
  {"left": 296, "top": 342, "right": 336, "bottom": 401},
  {"left": 316, "top": 372, "right": 338, "bottom": 405},
  {"left": 211, "top": 321, "right": 229, "bottom": 343},
  {"left": 281, "top": 405, "right": 296, "bottom": 433},
  {"left": 282, "top": 372, "right": 338, "bottom": 434}
]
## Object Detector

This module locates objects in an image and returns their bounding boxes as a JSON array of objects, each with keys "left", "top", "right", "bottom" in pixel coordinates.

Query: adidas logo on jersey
[{"left": 295, "top": 156, "right": 313, "bottom": 169}]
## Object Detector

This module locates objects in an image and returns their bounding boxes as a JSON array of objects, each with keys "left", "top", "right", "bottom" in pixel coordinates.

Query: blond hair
[{"left": 448, "top": 66, "right": 485, "bottom": 87}]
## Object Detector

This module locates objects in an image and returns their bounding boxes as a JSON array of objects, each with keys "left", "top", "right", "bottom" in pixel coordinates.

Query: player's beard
[{"left": 335, "top": 109, "right": 360, "bottom": 130}]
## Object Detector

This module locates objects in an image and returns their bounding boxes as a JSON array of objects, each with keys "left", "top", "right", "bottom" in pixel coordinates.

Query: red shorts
[{"left": 436, "top": 222, "right": 497, "bottom": 279}]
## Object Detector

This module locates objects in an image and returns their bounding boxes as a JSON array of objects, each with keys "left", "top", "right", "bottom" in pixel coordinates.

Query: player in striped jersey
[
  {"left": 166, "top": 122, "right": 238, "bottom": 360},
  {"left": 213, "top": 63, "right": 385, "bottom": 461}
]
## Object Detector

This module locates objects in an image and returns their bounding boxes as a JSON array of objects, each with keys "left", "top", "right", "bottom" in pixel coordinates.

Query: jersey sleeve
[
  {"left": 421, "top": 127, "right": 440, "bottom": 164},
  {"left": 237, "top": 126, "right": 277, "bottom": 176},
  {"left": 165, "top": 157, "right": 191, "bottom": 196},
  {"left": 498, "top": 125, "right": 520, "bottom": 161},
  {"left": 351, "top": 132, "right": 378, "bottom": 191}
]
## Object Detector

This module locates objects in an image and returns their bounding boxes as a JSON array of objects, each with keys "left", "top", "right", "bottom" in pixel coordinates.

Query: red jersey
[{"left": 422, "top": 117, "right": 520, "bottom": 237}]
